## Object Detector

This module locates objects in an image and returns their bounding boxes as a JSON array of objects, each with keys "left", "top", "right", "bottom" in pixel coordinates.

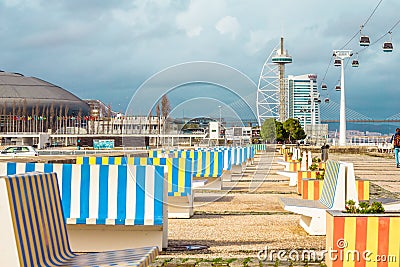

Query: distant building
[
  {"left": 0, "top": 71, "right": 90, "bottom": 116},
  {"left": 225, "top": 126, "right": 252, "bottom": 145},
  {"left": 288, "top": 74, "right": 320, "bottom": 127}
]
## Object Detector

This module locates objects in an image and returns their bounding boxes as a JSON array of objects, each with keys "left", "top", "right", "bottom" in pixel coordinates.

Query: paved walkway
[{"left": 152, "top": 150, "right": 400, "bottom": 266}]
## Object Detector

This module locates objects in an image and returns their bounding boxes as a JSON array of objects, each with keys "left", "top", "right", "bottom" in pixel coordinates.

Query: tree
[
  {"left": 161, "top": 95, "right": 171, "bottom": 119},
  {"left": 275, "top": 120, "right": 289, "bottom": 142},
  {"left": 283, "top": 118, "right": 306, "bottom": 142},
  {"left": 260, "top": 118, "right": 276, "bottom": 143}
]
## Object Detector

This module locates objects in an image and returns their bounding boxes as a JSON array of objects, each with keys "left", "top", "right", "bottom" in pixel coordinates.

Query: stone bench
[{"left": 0, "top": 172, "right": 159, "bottom": 266}]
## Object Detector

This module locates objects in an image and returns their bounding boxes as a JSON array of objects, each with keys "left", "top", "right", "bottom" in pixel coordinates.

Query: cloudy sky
[{"left": 1, "top": 0, "right": 400, "bottom": 120}]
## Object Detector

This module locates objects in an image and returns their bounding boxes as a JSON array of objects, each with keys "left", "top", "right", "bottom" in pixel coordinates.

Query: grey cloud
[{"left": 0, "top": 0, "right": 399, "bottom": 121}]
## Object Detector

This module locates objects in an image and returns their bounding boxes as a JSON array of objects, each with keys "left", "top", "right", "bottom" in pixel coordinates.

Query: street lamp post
[
  {"left": 218, "top": 105, "right": 222, "bottom": 139},
  {"left": 333, "top": 50, "right": 352, "bottom": 146}
]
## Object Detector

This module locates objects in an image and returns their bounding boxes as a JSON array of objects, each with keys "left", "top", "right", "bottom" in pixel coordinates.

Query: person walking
[{"left": 391, "top": 128, "right": 400, "bottom": 167}]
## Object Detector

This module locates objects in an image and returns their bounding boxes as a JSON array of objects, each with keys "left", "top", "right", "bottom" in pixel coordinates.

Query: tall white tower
[
  {"left": 333, "top": 50, "right": 352, "bottom": 146},
  {"left": 257, "top": 37, "right": 292, "bottom": 126}
]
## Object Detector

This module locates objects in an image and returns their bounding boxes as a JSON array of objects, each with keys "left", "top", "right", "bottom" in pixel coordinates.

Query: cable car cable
[
  {"left": 340, "top": 0, "right": 383, "bottom": 50},
  {"left": 355, "top": 17, "right": 400, "bottom": 54},
  {"left": 321, "top": 0, "right": 383, "bottom": 87},
  {"left": 362, "top": 0, "right": 384, "bottom": 27}
]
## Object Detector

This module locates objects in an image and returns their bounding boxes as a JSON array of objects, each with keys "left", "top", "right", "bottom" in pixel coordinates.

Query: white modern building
[{"left": 288, "top": 74, "right": 321, "bottom": 127}]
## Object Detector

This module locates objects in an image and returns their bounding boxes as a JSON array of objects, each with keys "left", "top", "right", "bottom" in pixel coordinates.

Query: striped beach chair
[
  {"left": 186, "top": 147, "right": 234, "bottom": 182},
  {"left": 0, "top": 162, "right": 167, "bottom": 252},
  {"left": 75, "top": 156, "right": 194, "bottom": 218},
  {"left": 0, "top": 172, "right": 158, "bottom": 267},
  {"left": 279, "top": 160, "right": 358, "bottom": 235},
  {"left": 252, "top": 144, "right": 267, "bottom": 154}
]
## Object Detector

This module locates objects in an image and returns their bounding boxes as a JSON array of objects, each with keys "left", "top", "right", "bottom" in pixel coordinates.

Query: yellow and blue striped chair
[{"left": 0, "top": 172, "right": 159, "bottom": 266}]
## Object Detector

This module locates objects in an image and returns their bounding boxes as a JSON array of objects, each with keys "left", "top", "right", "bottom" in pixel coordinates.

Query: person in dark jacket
[{"left": 390, "top": 128, "right": 400, "bottom": 167}]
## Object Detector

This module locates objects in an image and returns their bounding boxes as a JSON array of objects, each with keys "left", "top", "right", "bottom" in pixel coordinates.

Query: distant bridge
[
  {"left": 320, "top": 101, "right": 400, "bottom": 124},
  {"left": 321, "top": 119, "right": 400, "bottom": 123}
]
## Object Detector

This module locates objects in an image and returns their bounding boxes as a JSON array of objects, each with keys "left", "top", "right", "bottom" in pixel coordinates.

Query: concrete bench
[
  {"left": 277, "top": 162, "right": 326, "bottom": 187},
  {"left": 276, "top": 161, "right": 301, "bottom": 186},
  {"left": 0, "top": 162, "right": 167, "bottom": 251},
  {"left": 280, "top": 160, "right": 358, "bottom": 235},
  {"left": 198, "top": 146, "right": 254, "bottom": 180},
  {"left": 0, "top": 172, "right": 159, "bottom": 266},
  {"left": 174, "top": 150, "right": 222, "bottom": 190},
  {"left": 244, "top": 146, "right": 255, "bottom": 165},
  {"left": 377, "top": 143, "right": 393, "bottom": 153},
  {"left": 150, "top": 149, "right": 225, "bottom": 190},
  {"left": 148, "top": 146, "right": 253, "bottom": 185},
  {"left": 230, "top": 147, "right": 247, "bottom": 174},
  {"left": 220, "top": 148, "right": 233, "bottom": 181},
  {"left": 277, "top": 147, "right": 301, "bottom": 162},
  {"left": 76, "top": 156, "right": 194, "bottom": 219},
  {"left": 195, "top": 146, "right": 254, "bottom": 181}
]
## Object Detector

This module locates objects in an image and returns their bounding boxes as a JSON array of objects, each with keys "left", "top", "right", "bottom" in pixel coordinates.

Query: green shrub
[
  {"left": 345, "top": 200, "right": 385, "bottom": 214},
  {"left": 312, "top": 157, "right": 321, "bottom": 163},
  {"left": 309, "top": 163, "right": 318, "bottom": 171}
]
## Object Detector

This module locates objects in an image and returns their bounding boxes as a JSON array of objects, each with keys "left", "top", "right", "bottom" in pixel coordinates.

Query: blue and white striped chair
[
  {"left": 76, "top": 157, "right": 195, "bottom": 219},
  {"left": 0, "top": 162, "right": 167, "bottom": 252},
  {"left": 0, "top": 172, "right": 159, "bottom": 267}
]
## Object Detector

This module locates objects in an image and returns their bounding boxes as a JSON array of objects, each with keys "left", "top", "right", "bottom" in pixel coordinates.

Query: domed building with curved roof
[{"left": 0, "top": 70, "right": 90, "bottom": 115}]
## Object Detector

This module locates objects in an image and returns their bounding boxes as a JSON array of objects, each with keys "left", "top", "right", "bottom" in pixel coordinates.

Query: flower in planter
[
  {"left": 312, "top": 156, "right": 321, "bottom": 163},
  {"left": 345, "top": 200, "right": 385, "bottom": 214},
  {"left": 315, "top": 171, "right": 324, "bottom": 180},
  {"left": 308, "top": 163, "right": 318, "bottom": 171},
  {"left": 298, "top": 157, "right": 302, "bottom": 162}
]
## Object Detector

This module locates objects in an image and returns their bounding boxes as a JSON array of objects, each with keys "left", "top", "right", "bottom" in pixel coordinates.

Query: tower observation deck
[{"left": 272, "top": 37, "right": 292, "bottom": 122}]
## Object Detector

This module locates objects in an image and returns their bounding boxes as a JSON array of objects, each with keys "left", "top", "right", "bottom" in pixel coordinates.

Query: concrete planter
[
  {"left": 279, "top": 147, "right": 290, "bottom": 155},
  {"left": 283, "top": 153, "right": 294, "bottom": 162},
  {"left": 300, "top": 179, "right": 369, "bottom": 201},
  {"left": 287, "top": 161, "right": 301, "bottom": 171},
  {"left": 326, "top": 210, "right": 400, "bottom": 267},
  {"left": 296, "top": 171, "right": 321, "bottom": 194}
]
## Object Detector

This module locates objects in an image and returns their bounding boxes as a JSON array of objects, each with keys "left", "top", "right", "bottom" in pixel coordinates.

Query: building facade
[{"left": 288, "top": 74, "right": 320, "bottom": 127}]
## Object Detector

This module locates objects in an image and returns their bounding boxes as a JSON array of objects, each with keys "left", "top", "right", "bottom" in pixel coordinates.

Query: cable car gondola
[
  {"left": 359, "top": 36, "right": 370, "bottom": 46},
  {"left": 352, "top": 60, "right": 359, "bottom": 67},
  {"left": 383, "top": 42, "right": 393, "bottom": 52},
  {"left": 334, "top": 59, "right": 341, "bottom": 67},
  {"left": 324, "top": 98, "right": 330, "bottom": 103},
  {"left": 335, "top": 85, "right": 341, "bottom": 91},
  {"left": 321, "top": 83, "right": 327, "bottom": 90}
]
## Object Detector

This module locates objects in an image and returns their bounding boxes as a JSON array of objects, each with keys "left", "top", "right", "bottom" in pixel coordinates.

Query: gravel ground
[{"left": 157, "top": 150, "right": 400, "bottom": 265}]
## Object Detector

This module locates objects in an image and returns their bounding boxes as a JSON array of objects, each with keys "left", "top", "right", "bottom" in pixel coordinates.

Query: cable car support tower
[{"left": 257, "top": 37, "right": 292, "bottom": 125}]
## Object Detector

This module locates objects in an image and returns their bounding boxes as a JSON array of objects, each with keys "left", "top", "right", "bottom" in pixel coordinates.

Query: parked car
[{"left": 0, "top": 146, "right": 39, "bottom": 157}]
